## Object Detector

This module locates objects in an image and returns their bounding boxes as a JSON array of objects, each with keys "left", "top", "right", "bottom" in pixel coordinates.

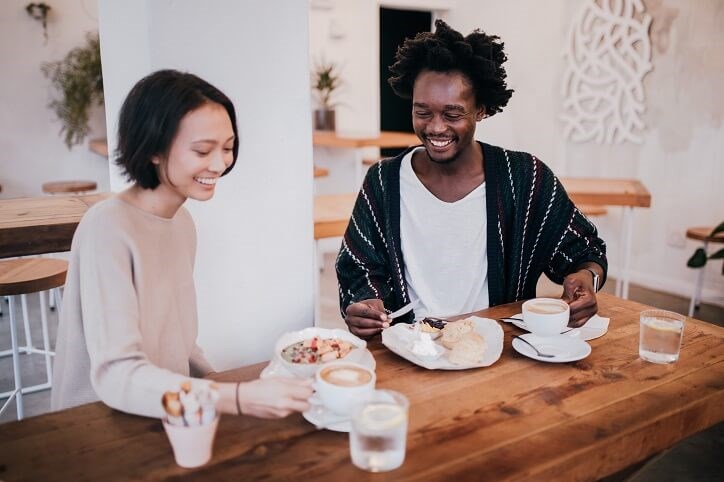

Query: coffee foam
[{"left": 322, "top": 366, "right": 371, "bottom": 386}]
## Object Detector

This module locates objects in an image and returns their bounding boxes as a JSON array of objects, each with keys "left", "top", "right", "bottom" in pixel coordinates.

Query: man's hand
[
  {"left": 345, "top": 299, "right": 389, "bottom": 338},
  {"left": 562, "top": 270, "right": 598, "bottom": 327}
]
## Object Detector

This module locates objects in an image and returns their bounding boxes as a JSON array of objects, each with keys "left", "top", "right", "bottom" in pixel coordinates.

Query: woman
[{"left": 51, "top": 70, "right": 312, "bottom": 419}]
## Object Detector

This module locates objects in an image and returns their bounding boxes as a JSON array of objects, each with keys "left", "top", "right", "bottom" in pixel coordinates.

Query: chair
[
  {"left": 313, "top": 166, "right": 329, "bottom": 178},
  {"left": 0, "top": 258, "right": 68, "bottom": 420},
  {"left": 686, "top": 227, "right": 724, "bottom": 316}
]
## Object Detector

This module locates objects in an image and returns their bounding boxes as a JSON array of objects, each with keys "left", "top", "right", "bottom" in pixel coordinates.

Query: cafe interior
[{"left": 0, "top": 0, "right": 722, "bottom": 480}]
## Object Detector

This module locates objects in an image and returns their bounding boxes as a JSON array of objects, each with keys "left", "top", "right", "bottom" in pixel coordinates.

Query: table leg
[{"left": 619, "top": 207, "right": 635, "bottom": 299}]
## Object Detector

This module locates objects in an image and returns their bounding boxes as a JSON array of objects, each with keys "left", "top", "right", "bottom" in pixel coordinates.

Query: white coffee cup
[
  {"left": 314, "top": 361, "right": 376, "bottom": 416},
  {"left": 522, "top": 298, "right": 570, "bottom": 336}
]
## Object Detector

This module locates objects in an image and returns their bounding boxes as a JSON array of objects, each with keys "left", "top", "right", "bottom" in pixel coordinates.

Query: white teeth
[
  {"left": 429, "top": 138, "right": 453, "bottom": 148},
  {"left": 194, "top": 177, "right": 217, "bottom": 185}
]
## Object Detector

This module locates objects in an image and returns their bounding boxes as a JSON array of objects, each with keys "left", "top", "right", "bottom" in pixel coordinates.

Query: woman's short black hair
[
  {"left": 115, "top": 69, "right": 239, "bottom": 189},
  {"left": 388, "top": 19, "right": 514, "bottom": 116}
]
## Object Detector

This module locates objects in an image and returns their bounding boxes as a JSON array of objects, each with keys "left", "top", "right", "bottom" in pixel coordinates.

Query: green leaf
[
  {"left": 711, "top": 222, "right": 724, "bottom": 237},
  {"left": 687, "top": 248, "right": 708, "bottom": 268},
  {"left": 709, "top": 248, "right": 724, "bottom": 260}
]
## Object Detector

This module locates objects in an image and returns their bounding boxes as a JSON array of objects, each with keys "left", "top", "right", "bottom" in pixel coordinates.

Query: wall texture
[{"left": 0, "top": 0, "right": 109, "bottom": 199}]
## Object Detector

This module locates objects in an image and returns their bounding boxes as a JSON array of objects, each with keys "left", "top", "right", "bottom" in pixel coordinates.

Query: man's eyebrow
[
  {"left": 444, "top": 105, "right": 466, "bottom": 112},
  {"left": 412, "top": 102, "right": 429, "bottom": 108}
]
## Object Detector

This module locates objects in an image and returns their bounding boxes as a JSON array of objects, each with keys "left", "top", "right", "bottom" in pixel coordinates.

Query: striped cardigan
[{"left": 335, "top": 142, "right": 607, "bottom": 323}]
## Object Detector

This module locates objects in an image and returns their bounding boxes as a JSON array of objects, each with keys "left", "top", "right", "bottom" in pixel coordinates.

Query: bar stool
[
  {"left": 0, "top": 258, "right": 68, "bottom": 420},
  {"left": 686, "top": 227, "right": 724, "bottom": 316}
]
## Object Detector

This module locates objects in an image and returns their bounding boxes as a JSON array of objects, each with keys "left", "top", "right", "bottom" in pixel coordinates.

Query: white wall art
[{"left": 561, "top": 0, "right": 653, "bottom": 144}]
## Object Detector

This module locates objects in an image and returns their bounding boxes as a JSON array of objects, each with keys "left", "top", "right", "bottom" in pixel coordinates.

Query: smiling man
[{"left": 336, "top": 20, "right": 607, "bottom": 338}]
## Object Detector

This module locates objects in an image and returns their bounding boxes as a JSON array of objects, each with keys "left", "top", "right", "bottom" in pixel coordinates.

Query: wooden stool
[
  {"left": 42, "top": 180, "right": 97, "bottom": 195},
  {"left": 0, "top": 258, "right": 68, "bottom": 420},
  {"left": 686, "top": 227, "right": 724, "bottom": 316}
]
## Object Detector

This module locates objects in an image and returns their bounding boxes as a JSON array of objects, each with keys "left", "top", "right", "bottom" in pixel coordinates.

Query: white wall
[
  {"left": 0, "top": 0, "right": 109, "bottom": 199},
  {"left": 99, "top": 0, "right": 315, "bottom": 369},
  {"left": 310, "top": 0, "right": 724, "bottom": 305}
]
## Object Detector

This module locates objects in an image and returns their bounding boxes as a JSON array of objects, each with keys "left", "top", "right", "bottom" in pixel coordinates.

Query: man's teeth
[
  {"left": 195, "top": 177, "right": 217, "bottom": 185},
  {"left": 428, "top": 138, "right": 453, "bottom": 148}
]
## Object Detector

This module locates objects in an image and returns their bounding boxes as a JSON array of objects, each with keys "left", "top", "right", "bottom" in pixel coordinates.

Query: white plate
[
  {"left": 302, "top": 395, "right": 352, "bottom": 432},
  {"left": 260, "top": 348, "right": 376, "bottom": 379},
  {"left": 512, "top": 333, "right": 591, "bottom": 363},
  {"left": 381, "top": 316, "right": 504, "bottom": 370},
  {"left": 506, "top": 313, "right": 609, "bottom": 341}
]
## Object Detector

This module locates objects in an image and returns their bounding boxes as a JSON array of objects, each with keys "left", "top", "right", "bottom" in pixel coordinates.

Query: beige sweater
[{"left": 51, "top": 197, "right": 214, "bottom": 418}]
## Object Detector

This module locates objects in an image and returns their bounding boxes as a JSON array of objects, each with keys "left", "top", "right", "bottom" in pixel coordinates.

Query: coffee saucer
[
  {"left": 302, "top": 395, "right": 351, "bottom": 432},
  {"left": 507, "top": 313, "right": 609, "bottom": 341},
  {"left": 260, "top": 348, "right": 376, "bottom": 379},
  {"left": 512, "top": 333, "right": 591, "bottom": 363}
]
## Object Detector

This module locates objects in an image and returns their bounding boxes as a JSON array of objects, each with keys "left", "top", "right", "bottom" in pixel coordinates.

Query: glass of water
[
  {"left": 349, "top": 389, "right": 409, "bottom": 472},
  {"left": 639, "top": 309, "right": 685, "bottom": 364}
]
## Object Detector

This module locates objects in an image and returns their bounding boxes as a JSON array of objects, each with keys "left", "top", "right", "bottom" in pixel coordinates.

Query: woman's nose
[{"left": 209, "top": 151, "right": 227, "bottom": 172}]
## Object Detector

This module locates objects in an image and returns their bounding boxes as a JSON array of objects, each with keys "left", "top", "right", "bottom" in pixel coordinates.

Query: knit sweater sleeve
[
  {"left": 336, "top": 165, "right": 395, "bottom": 316},
  {"left": 544, "top": 176, "right": 608, "bottom": 285}
]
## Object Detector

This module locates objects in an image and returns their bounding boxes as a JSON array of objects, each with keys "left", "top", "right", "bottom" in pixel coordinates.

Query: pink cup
[{"left": 162, "top": 416, "right": 219, "bottom": 468}]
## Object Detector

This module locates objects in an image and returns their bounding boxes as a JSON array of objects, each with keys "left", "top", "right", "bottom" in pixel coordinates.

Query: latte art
[{"left": 321, "top": 366, "right": 372, "bottom": 387}]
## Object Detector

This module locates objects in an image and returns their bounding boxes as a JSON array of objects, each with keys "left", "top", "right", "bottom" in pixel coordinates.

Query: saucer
[
  {"left": 507, "top": 313, "right": 609, "bottom": 341},
  {"left": 302, "top": 396, "right": 351, "bottom": 432},
  {"left": 260, "top": 348, "right": 376, "bottom": 379},
  {"left": 512, "top": 333, "right": 591, "bottom": 363}
]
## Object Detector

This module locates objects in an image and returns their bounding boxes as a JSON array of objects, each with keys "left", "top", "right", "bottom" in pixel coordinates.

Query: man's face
[{"left": 411, "top": 70, "right": 485, "bottom": 164}]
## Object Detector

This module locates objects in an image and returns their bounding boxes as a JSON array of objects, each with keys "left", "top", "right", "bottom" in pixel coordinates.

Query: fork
[{"left": 513, "top": 336, "right": 555, "bottom": 358}]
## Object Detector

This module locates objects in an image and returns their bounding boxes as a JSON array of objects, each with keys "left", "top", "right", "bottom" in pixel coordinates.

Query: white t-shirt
[{"left": 400, "top": 148, "right": 489, "bottom": 319}]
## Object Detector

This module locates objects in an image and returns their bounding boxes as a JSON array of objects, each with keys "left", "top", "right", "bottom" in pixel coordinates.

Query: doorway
[{"left": 379, "top": 7, "right": 432, "bottom": 157}]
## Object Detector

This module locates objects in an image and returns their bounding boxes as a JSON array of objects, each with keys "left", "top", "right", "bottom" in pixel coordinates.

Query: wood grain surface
[
  {"left": 313, "top": 130, "right": 420, "bottom": 149},
  {"left": 0, "top": 258, "right": 68, "bottom": 296},
  {"left": 0, "top": 193, "right": 110, "bottom": 258},
  {"left": 0, "top": 293, "right": 720, "bottom": 481},
  {"left": 561, "top": 178, "right": 651, "bottom": 208}
]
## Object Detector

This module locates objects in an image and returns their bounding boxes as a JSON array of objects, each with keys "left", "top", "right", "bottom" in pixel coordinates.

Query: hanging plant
[
  {"left": 41, "top": 32, "right": 104, "bottom": 149},
  {"left": 26, "top": 2, "right": 52, "bottom": 44}
]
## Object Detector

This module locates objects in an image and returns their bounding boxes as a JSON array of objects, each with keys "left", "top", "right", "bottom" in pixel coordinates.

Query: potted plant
[
  {"left": 687, "top": 222, "right": 724, "bottom": 274},
  {"left": 311, "top": 58, "right": 342, "bottom": 131},
  {"left": 42, "top": 32, "right": 103, "bottom": 149}
]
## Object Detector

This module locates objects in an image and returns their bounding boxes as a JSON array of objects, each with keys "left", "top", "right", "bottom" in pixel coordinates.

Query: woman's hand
[
  {"left": 236, "top": 377, "right": 313, "bottom": 419},
  {"left": 344, "top": 299, "right": 389, "bottom": 338}
]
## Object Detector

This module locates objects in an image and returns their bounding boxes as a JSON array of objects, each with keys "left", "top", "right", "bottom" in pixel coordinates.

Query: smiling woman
[{"left": 50, "top": 70, "right": 313, "bottom": 420}]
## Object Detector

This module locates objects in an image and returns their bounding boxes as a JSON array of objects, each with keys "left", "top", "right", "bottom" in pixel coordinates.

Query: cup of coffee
[
  {"left": 522, "top": 298, "right": 570, "bottom": 336},
  {"left": 315, "top": 362, "right": 376, "bottom": 416}
]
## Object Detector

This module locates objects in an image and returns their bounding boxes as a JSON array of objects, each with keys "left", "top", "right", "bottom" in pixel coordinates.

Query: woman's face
[{"left": 154, "top": 102, "right": 235, "bottom": 202}]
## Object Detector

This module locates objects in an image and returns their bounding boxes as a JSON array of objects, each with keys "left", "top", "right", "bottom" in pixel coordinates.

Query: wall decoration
[
  {"left": 561, "top": 0, "right": 653, "bottom": 144},
  {"left": 25, "top": 2, "right": 52, "bottom": 44}
]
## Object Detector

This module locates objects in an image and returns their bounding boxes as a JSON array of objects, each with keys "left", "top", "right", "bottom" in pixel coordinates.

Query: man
[{"left": 336, "top": 20, "right": 606, "bottom": 338}]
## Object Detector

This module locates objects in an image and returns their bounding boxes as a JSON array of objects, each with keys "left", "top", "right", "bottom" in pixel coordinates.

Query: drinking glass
[
  {"left": 639, "top": 309, "right": 685, "bottom": 364},
  {"left": 349, "top": 389, "right": 409, "bottom": 472}
]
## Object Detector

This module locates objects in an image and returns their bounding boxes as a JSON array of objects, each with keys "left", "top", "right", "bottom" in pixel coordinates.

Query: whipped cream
[{"left": 411, "top": 332, "right": 439, "bottom": 357}]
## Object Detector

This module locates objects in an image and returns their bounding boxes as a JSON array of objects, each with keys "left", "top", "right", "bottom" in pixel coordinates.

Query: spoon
[{"left": 513, "top": 336, "right": 555, "bottom": 358}]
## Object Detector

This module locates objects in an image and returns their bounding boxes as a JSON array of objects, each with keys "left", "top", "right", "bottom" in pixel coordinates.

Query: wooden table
[
  {"left": 1, "top": 293, "right": 720, "bottom": 481},
  {"left": 561, "top": 178, "right": 651, "bottom": 300},
  {"left": 0, "top": 193, "right": 110, "bottom": 258},
  {"left": 314, "top": 130, "right": 420, "bottom": 188}
]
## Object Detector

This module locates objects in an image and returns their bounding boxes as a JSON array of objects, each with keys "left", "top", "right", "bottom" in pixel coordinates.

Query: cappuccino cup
[
  {"left": 522, "top": 298, "right": 570, "bottom": 336},
  {"left": 315, "top": 362, "right": 376, "bottom": 416}
]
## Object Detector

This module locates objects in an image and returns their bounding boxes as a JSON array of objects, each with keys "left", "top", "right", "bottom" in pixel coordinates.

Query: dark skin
[{"left": 345, "top": 70, "right": 603, "bottom": 338}]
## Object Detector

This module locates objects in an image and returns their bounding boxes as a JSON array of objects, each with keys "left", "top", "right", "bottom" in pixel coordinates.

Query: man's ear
[{"left": 476, "top": 106, "right": 487, "bottom": 121}]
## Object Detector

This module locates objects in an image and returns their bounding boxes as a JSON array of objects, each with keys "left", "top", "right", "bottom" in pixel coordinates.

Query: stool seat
[
  {"left": 686, "top": 227, "right": 724, "bottom": 243},
  {"left": 0, "top": 259, "right": 68, "bottom": 296},
  {"left": 314, "top": 165, "right": 329, "bottom": 178},
  {"left": 42, "top": 180, "right": 97, "bottom": 194}
]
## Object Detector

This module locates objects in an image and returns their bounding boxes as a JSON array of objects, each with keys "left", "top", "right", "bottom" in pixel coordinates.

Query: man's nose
[{"left": 428, "top": 114, "right": 447, "bottom": 134}]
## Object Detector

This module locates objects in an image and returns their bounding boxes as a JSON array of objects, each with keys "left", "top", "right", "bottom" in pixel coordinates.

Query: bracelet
[{"left": 235, "top": 381, "right": 242, "bottom": 415}]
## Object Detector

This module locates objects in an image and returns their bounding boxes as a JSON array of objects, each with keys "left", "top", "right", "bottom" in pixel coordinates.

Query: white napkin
[{"left": 581, "top": 314, "right": 610, "bottom": 330}]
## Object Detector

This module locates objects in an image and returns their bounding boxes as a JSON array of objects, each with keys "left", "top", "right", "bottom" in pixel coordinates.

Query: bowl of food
[{"left": 275, "top": 327, "right": 366, "bottom": 378}]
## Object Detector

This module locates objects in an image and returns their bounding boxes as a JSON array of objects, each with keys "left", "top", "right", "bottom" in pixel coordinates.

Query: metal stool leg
[
  {"left": 48, "top": 289, "right": 56, "bottom": 310},
  {"left": 688, "top": 240, "right": 709, "bottom": 317},
  {"left": 39, "top": 291, "right": 53, "bottom": 384},
  {"left": 6, "top": 297, "right": 24, "bottom": 419},
  {"left": 20, "top": 294, "right": 33, "bottom": 351}
]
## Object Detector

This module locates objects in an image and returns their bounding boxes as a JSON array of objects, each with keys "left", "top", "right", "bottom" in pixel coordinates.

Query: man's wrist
[{"left": 580, "top": 267, "right": 600, "bottom": 292}]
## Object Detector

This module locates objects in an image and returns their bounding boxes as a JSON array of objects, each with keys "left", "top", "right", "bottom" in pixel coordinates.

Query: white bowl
[{"left": 275, "top": 327, "right": 367, "bottom": 378}]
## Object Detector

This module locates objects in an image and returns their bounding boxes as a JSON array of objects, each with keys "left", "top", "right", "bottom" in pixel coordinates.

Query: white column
[{"left": 98, "top": 0, "right": 315, "bottom": 368}]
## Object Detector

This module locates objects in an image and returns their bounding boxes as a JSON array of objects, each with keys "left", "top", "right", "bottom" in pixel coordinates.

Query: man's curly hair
[{"left": 388, "top": 20, "right": 513, "bottom": 116}]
